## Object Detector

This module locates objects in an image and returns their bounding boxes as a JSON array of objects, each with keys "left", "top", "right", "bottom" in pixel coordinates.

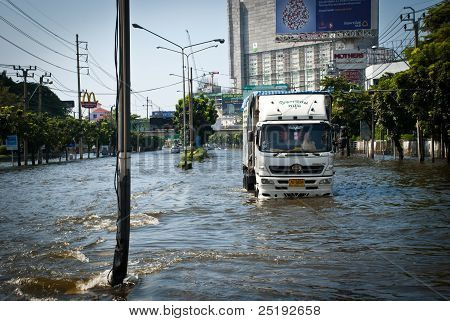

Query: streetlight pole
[
  {"left": 38, "top": 73, "right": 52, "bottom": 164},
  {"left": 132, "top": 23, "right": 224, "bottom": 170},
  {"left": 159, "top": 44, "right": 218, "bottom": 168}
]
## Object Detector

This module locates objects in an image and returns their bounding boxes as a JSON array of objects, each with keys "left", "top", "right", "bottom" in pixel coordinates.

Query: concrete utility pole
[
  {"left": 38, "top": 72, "right": 52, "bottom": 164},
  {"left": 402, "top": 7, "right": 424, "bottom": 162},
  {"left": 111, "top": 0, "right": 131, "bottom": 287},
  {"left": 14, "top": 65, "right": 36, "bottom": 166},
  {"left": 189, "top": 67, "right": 194, "bottom": 162},
  {"left": 368, "top": 91, "right": 375, "bottom": 159},
  {"left": 76, "top": 34, "right": 88, "bottom": 159}
]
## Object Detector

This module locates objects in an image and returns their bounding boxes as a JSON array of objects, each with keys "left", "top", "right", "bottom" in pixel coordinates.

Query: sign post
[{"left": 6, "top": 135, "right": 18, "bottom": 166}]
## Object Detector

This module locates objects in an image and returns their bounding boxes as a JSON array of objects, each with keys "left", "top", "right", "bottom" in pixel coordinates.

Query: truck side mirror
[{"left": 248, "top": 131, "right": 254, "bottom": 142}]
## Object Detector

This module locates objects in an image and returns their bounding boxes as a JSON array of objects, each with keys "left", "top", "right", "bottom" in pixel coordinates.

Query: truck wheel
[{"left": 243, "top": 172, "right": 255, "bottom": 191}]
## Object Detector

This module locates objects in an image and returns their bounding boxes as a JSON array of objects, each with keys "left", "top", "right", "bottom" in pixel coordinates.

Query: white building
[
  {"left": 89, "top": 106, "right": 110, "bottom": 121},
  {"left": 365, "top": 61, "right": 409, "bottom": 89}
]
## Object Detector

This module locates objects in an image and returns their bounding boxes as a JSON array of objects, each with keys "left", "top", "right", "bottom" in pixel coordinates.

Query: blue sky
[{"left": 0, "top": 0, "right": 442, "bottom": 117}]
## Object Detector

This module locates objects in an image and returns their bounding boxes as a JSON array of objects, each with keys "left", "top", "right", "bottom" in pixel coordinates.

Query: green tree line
[
  {"left": 321, "top": 1, "right": 449, "bottom": 161},
  {"left": 0, "top": 105, "right": 115, "bottom": 164}
]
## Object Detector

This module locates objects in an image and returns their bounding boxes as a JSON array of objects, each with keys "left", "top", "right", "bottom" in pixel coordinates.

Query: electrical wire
[
  {"left": 0, "top": 34, "right": 77, "bottom": 73},
  {"left": 0, "top": 15, "right": 76, "bottom": 61},
  {"left": 3, "top": 0, "right": 75, "bottom": 48}
]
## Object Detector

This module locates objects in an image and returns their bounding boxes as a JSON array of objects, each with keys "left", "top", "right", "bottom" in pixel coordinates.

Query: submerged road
[{"left": 0, "top": 149, "right": 449, "bottom": 300}]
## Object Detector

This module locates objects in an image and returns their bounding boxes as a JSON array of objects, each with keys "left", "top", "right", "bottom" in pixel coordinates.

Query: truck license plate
[{"left": 289, "top": 179, "right": 305, "bottom": 187}]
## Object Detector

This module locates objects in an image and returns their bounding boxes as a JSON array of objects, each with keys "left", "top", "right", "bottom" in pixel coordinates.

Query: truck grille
[{"left": 269, "top": 165, "right": 324, "bottom": 175}]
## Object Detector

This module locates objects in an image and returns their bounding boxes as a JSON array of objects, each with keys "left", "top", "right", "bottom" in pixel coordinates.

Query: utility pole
[
  {"left": 38, "top": 72, "right": 52, "bottom": 164},
  {"left": 146, "top": 97, "right": 149, "bottom": 119},
  {"left": 402, "top": 7, "right": 424, "bottom": 162},
  {"left": 76, "top": 34, "right": 88, "bottom": 159},
  {"left": 189, "top": 67, "right": 194, "bottom": 162},
  {"left": 14, "top": 65, "right": 36, "bottom": 166},
  {"left": 111, "top": 0, "right": 131, "bottom": 287},
  {"left": 209, "top": 71, "right": 219, "bottom": 92},
  {"left": 182, "top": 48, "right": 188, "bottom": 170},
  {"left": 370, "top": 92, "right": 375, "bottom": 159}
]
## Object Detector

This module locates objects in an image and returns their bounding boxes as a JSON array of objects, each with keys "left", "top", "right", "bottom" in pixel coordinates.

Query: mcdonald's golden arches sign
[{"left": 81, "top": 91, "right": 98, "bottom": 109}]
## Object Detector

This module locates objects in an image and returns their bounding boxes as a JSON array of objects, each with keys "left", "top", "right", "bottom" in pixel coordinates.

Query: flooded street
[{"left": 0, "top": 149, "right": 449, "bottom": 300}]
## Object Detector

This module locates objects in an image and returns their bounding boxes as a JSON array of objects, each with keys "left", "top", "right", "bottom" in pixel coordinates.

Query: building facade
[{"left": 228, "top": 0, "right": 379, "bottom": 90}]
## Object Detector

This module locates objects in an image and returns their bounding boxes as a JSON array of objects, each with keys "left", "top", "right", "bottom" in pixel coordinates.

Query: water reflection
[{"left": 0, "top": 150, "right": 449, "bottom": 300}]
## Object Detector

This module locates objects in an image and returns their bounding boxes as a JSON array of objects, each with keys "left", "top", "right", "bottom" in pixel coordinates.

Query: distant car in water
[
  {"left": 100, "top": 145, "right": 109, "bottom": 156},
  {"left": 170, "top": 146, "right": 180, "bottom": 154}
]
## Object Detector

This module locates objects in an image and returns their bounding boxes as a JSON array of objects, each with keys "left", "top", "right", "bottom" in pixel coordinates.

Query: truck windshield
[{"left": 260, "top": 123, "right": 332, "bottom": 153}]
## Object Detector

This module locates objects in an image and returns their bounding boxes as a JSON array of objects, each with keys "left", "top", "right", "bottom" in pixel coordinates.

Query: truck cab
[{"left": 243, "top": 91, "right": 335, "bottom": 199}]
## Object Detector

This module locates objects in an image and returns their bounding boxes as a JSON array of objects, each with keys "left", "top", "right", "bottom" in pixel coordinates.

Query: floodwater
[{"left": 0, "top": 150, "right": 449, "bottom": 300}]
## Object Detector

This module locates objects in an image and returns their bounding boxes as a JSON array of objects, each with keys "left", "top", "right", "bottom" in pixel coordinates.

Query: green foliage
[
  {"left": 179, "top": 147, "right": 209, "bottom": 163},
  {"left": 173, "top": 94, "right": 218, "bottom": 145},
  {"left": 399, "top": 1, "right": 449, "bottom": 131},
  {"left": 372, "top": 73, "right": 415, "bottom": 140},
  {"left": 320, "top": 76, "right": 371, "bottom": 137},
  {"left": 0, "top": 105, "right": 117, "bottom": 160},
  {"left": 208, "top": 132, "right": 242, "bottom": 147},
  {"left": 0, "top": 72, "right": 70, "bottom": 116}
]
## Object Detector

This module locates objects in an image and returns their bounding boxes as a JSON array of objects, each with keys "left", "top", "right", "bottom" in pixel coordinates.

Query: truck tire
[{"left": 243, "top": 171, "right": 255, "bottom": 191}]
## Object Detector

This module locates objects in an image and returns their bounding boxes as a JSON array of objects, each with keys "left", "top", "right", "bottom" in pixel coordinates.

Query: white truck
[{"left": 242, "top": 91, "right": 335, "bottom": 199}]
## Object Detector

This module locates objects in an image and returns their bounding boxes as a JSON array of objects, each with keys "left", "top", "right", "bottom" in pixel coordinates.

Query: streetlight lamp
[
  {"left": 159, "top": 44, "right": 218, "bottom": 163},
  {"left": 132, "top": 23, "right": 224, "bottom": 169}
]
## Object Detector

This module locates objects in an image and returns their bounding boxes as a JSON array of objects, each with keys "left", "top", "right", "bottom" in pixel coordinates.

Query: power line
[
  {"left": 22, "top": 0, "right": 74, "bottom": 35},
  {"left": 3, "top": 0, "right": 75, "bottom": 48},
  {"left": 378, "top": 10, "right": 402, "bottom": 40},
  {"left": 0, "top": 15, "right": 76, "bottom": 61},
  {"left": 0, "top": 34, "right": 76, "bottom": 73}
]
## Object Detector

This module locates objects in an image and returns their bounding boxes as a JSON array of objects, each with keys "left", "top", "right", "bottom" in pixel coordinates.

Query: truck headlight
[
  {"left": 319, "top": 178, "right": 332, "bottom": 185},
  {"left": 261, "top": 178, "right": 274, "bottom": 184}
]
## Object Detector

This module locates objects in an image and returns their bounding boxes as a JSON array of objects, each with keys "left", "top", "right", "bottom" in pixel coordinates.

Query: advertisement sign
[
  {"left": 222, "top": 94, "right": 243, "bottom": 115},
  {"left": 81, "top": 91, "right": 98, "bottom": 109},
  {"left": 334, "top": 49, "right": 367, "bottom": 69},
  {"left": 276, "top": 0, "right": 372, "bottom": 34},
  {"left": 6, "top": 135, "right": 18, "bottom": 151},
  {"left": 340, "top": 70, "right": 362, "bottom": 84},
  {"left": 152, "top": 111, "right": 174, "bottom": 118},
  {"left": 243, "top": 84, "right": 290, "bottom": 99}
]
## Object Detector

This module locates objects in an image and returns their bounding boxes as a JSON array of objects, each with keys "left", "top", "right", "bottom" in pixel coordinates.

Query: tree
[
  {"left": 400, "top": 0, "right": 450, "bottom": 160},
  {"left": 321, "top": 76, "right": 371, "bottom": 155},
  {"left": 0, "top": 72, "right": 70, "bottom": 116},
  {"left": 372, "top": 74, "right": 415, "bottom": 159},
  {"left": 173, "top": 94, "right": 218, "bottom": 146}
]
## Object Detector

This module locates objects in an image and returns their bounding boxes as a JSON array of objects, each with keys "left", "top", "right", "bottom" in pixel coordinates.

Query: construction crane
[{"left": 185, "top": 30, "right": 199, "bottom": 84}]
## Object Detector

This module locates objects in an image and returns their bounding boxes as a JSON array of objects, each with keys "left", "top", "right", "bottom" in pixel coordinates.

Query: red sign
[
  {"left": 340, "top": 70, "right": 361, "bottom": 83},
  {"left": 334, "top": 53, "right": 365, "bottom": 59},
  {"left": 81, "top": 102, "right": 97, "bottom": 109},
  {"left": 81, "top": 91, "right": 98, "bottom": 109}
]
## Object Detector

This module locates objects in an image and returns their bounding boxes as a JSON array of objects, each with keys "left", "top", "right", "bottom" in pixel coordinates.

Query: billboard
[
  {"left": 334, "top": 49, "right": 367, "bottom": 69},
  {"left": 151, "top": 111, "right": 174, "bottom": 118},
  {"left": 276, "top": 0, "right": 372, "bottom": 34},
  {"left": 340, "top": 70, "right": 362, "bottom": 84},
  {"left": 243, "top": 84, "right": 290, "bottom": 99},
  {"left": 221, "top": 94, "right": 243, "bottom": 115}
]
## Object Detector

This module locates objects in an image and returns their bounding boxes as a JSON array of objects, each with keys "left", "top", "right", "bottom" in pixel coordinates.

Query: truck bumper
[{"left": 256, "top": 176, "right": 333, "bottom": 199}]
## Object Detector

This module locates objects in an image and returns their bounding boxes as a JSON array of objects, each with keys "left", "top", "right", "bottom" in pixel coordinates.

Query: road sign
[{"left": 6, "top": 135, "right": 18, "bottom": 151}]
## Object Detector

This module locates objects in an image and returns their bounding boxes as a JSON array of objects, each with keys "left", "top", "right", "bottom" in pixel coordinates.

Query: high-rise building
[{"left": 228, "top": 0, "right": 379, "bottom": 90}]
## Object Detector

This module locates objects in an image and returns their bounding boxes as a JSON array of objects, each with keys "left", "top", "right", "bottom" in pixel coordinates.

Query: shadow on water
[{"left": 0, "top": 150, "right": 449, "bottom": 300}]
